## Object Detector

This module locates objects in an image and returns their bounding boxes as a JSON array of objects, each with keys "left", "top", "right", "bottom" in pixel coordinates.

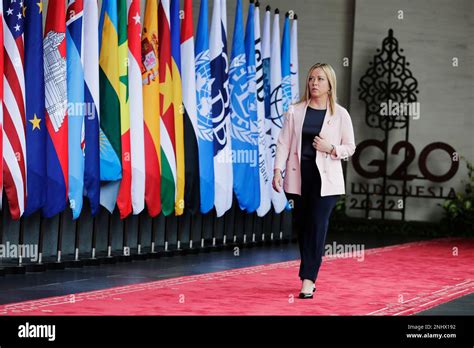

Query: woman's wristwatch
[{"left": 330, "top": 144, "right": 336, "bottom": 154}]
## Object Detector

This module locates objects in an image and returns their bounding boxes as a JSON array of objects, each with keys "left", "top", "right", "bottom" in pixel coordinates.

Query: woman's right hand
[{"left": 272, "top": 169, "right": 283, "bottom": 193}]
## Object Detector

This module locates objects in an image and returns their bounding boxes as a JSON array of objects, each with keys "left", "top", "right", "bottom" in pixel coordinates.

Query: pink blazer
[{"left": 274, "top": 100, "right": 356, "bottom": 196}]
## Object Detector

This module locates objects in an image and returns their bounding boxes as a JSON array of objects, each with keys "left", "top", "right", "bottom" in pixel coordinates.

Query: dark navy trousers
[{"left": 289, "top": 160, "right": 339, "bottom": 283}]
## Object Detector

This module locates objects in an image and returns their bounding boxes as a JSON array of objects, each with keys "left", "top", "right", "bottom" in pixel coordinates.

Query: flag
[
  {"left": 269, "top": 9, "right": 288, "bottom": 213},
  {"left": 181, "top": 0, "right": 200, "bottom": 215},
  {"left": 116, "top": 0, "right": 132, "bottom": 219},
  {"left": 229, "top": 0, "right": 250, "bottom": 211},
  {"left": 99, "top": 0, "right": 122, "bottom": 213},
  {"left": 66, "top": 0, "right": 85, "bottom": 220},
  {"left": 170, "top": 0, "right": 184, "bottom": 216},
  {"left": 262, "top": 5, "right": 271, "bottom": 125},
  {"left": 195, "top": 0, "right": 214, "bottom": 214},
  {"left": 158, "top": 0, "right": 176, "bottom": 216},
  {"left": 0, "top": 1, "right": 3, "bottom": 211},
  {"left": 24, "top": 0, "right": 46, "bottom": 216},
  {"left": 3, "top": 0, "right": 27, "bottom": 220},
  {"left": 127, "top": 0, "right": 145, "bottom": 215},
  {"left": 210, "top": 0, "right": 233, "bottom": 217},
  {"left": 281, "top": 12, "right": 292, "bottom": 113},
  {"left": 42, "top": 0, "right": 68, "bottom": 218},
  {"left": 83, "top": 0, "right": 100, "bottom": 216},
  {"left": 290, "top": 13, "right": 299, "bottom": 103},
  {"left": 254, "top": 2, "right": 271, "bottom": 217},
  {"left": 141, "top": 0, "right": 161, "bottom": 217},
  {"left": 244, "top": 0, "right": 261, "bottom": 213}
]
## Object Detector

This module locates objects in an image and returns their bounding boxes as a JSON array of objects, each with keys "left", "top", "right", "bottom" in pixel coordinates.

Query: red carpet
[{"left": 0, "top": 238, "right": 473, "bottom": 316}]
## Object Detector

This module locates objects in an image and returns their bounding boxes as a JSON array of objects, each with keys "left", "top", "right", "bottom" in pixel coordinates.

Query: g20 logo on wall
[{"left": 350, "top": 29, "right": 460, "bottom": 220}]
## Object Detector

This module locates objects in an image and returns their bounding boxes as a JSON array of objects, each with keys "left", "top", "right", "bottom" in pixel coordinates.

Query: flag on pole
[
  {"left": 229, "top": 0, "right": 250, "bottom": 211},
  {"left": 244, "top": 0, "right": 261, "bottom": 213},
  {"left": 83, "top": 0, "right": 101, "bottom": 216},
  {"left": 99, "top": 0, "right": 122, "bottom": 213},
  {"left": 254, "top": 1, "right": 272, "bottom": 217},
  {"left": 66, "top": 0, "right": 85, "bottom": 220},
  {"left": 195, "top": 0, "right": 214, "bottom": 214},
  {"left": 116, "top": 0, "right": 132, "bottom": 219},
  {"left": 42, "top": 0, "right": 68, "bottom": 218},
  {"left": 262, "top": 5, "right": 277, "bottom": 213},
  {"left": 181, "top": 0, "right": 200, "bottom": 215},
  {"left": 127, "top": 0, "right": 145, "bottom": 215},
  {"left": 290, "top": 13, "right": 299, "bottom": 103},
  {"left": 281, "top": 12, "right": 292, "bottom": 113},
  {"left": 170, "top": 0, "right": 185, "bottom": 216},
  {"left": 262, "top": 5, "right": 271, "bottom": 125},
  {"left": 158, "top": 0, "right": 176, "bottom": 216},
  {"left": 210, "top": 0, "right": 233, "bottom": 217},
  {"left": 0, "top": 1, "right": 3, "bottom": 211},
  {"left": 24, "top": 0, "right": 46, "bottom": 216},
  {"left": 269, "top": 9, "right": 288, "bottom": 213},
  {"left": 141, "top": 0, "right": 161, "bottom": 217},
  {"left": 3, "top": 0, "right": 27, "bottom": 220}
]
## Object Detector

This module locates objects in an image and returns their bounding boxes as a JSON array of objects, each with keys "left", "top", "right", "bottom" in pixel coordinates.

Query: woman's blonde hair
[{"left": 299, "top": 63, "right": 337, "bottom": 115}]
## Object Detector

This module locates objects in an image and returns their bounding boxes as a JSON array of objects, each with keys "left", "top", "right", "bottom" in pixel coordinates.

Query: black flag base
[
  {"left": 63, "top": 259, "right": 84, "bottom": 268},
  {"left": 25, "top": 263, "right": 47, "bottom": 272},
  {"left": 98, "top": 256, "right": 117, "bottom": 265},
  {"left": 82, "top": 257, "right": 101, "bottom": 266},
  {"left": 4, "top": 264, "right": 26, "bottom": 275},
  {"left": 131, "top": 253, "right": 148, "bottom": 261},
  {"left": 45, "top": 261, "right": 66, "bottom": 270}
]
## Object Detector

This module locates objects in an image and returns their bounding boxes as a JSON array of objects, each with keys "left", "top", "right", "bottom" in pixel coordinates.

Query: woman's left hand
[{"left": 313, "top": 135, "right": 332, "bottom": 153}]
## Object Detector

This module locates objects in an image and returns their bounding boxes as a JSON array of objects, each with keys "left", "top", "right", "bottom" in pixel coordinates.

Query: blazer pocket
[{"left": 327, "top": 161, "right": 344, "bottom": 184}]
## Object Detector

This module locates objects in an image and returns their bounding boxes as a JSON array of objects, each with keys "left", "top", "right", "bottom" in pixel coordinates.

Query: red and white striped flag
[
  {"left": 2, "top": 0, "right": 27, "bottom": 219},
  {"left": 0, "top": 1, "right": 4, "bottom": 210}
]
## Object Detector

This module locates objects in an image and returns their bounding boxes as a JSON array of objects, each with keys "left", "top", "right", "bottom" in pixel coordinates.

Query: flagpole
[
  {"left": 176, "top": 214, "right": 184, "bottom": 255},
  {"left": 150, "top": 216, "right": 158, "bottom": 257},
  {"left": 163, "top": 216, "right": 176, "bottom": 257},
  {"left": 47, "top": 213, "right": 65, "bottom": 270},
  {"left": 102, "top": 212, "right": 117, "bottom": 264},
  {"left": 14, "top": 218, "right": 26, "bottom": 274},
  {"left": 199, "top": 212, "right": 206, "bottom": 252},
  {"left": 119, "top": 217, "right": 131, "bottom": 262},
  {"left": 134, "top": 213, "right": 147, "bottom": 260},
  {"left": 64, "top": 216, "right": 84, "bottom": 268},
  {"left": 84, "top": 214, "right": 100, "bottom": 266},
  {"left": 29, "top": 214, "right": 46, "bottom": 272}
]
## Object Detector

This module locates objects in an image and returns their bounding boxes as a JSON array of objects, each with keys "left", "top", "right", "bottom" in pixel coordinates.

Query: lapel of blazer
[{"left": 295, "top": 99, "right": 332, "bottom": 163}]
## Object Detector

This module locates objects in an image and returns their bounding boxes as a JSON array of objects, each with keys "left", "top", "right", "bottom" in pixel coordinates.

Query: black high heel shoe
[{"left": 298, "top": 285, "right": 316, "bottom": 299}]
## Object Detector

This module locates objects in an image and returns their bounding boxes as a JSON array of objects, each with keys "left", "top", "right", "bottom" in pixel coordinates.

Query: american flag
[
  {"left": 0, "top": 1, "right": 4, "bottom": 211},
  {"left": 2, "top": 0, "right": 27, "bottom": 220}
]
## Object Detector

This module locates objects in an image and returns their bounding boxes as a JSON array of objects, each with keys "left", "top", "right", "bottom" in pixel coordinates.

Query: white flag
[
  {"left": 270, "top": 10, "right": 288, "bottom": 213},
  {"left": 210, "top": 0, "right": 233, "bottom": 217},
  {"left": 290, "top": 14, "right": 300, "bottom": 103},
  {"left": 255, "top": 3, "right": 271, "bottom": 217}
]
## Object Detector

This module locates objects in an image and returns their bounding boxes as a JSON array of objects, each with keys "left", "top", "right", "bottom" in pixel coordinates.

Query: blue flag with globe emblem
[
  {"left": 281, "top": 13, "right": 292, "bottom": 113},
  {"left": 195, "top": 0, "right": 214, "bottom": 214},
  {"left": 244, "top": 1, "right": 260, "bottom": 212},
  {"left": 229, "top": 0, "right": 257, "bottom": 212}
]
